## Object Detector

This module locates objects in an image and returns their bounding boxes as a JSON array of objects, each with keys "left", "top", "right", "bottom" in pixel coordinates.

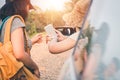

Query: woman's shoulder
[
  {"left": 12, "top": 17, "right": 25, "bottom": 26},
  {"left": 11, "top": 17, "right": 25, "bottom": 32}
]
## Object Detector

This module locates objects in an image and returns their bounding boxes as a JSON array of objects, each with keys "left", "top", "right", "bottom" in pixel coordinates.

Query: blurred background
[{"left": 1, "top": 0, "right": 81, "bottom": 37}]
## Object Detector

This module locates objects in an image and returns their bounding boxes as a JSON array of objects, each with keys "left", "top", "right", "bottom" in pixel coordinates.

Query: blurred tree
[
  {"left": 26, "top": 10, "right": 46, "bottom": 36},
  {"left": 44, "top": 9, "right": 65, "bottom": 28}
]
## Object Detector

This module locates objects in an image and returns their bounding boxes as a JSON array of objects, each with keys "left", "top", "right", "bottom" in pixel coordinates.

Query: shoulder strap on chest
[
  {"left": 0, "top": 16, "right": 10, "bottom": 31},
  {"left": 4, "top": 15, "right": 25, "bottom": 44}
]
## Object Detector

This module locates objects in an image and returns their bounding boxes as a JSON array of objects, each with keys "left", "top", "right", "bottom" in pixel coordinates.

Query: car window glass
[{"left": 82, "top": 0, "right": 120, "bottom": 80}]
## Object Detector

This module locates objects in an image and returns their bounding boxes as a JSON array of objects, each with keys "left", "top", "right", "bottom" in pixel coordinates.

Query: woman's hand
[
  {"left": 46, "top": 35, "right": 53, "bottom": 43},
  {"left": 46, "top": 29, "right": 68, "bottom": 43},
  {"left": 31, "top": 33, "right": 42, "bottom": 45},
  {"left": 55, "top": 29, "right": 67, "bottom": 41}
]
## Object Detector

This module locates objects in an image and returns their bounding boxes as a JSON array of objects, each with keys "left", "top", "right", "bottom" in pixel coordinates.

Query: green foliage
[
  {"left": 26, "top": 23, "right": 37, "bottom": 36},
  {"left": 44, "top": 9, "right": 65, "bottom": 27},
  {"left": 26, "top": 9, "right": 66, "bottom": 36},
  {"left": 26, "top": 10, "right": 46, "bottom": 36},
  {"left": 83, "top": 25, "right": 94, "bottom": 55}
]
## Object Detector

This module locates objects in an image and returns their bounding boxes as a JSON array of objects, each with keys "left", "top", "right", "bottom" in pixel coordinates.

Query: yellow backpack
[{"left": 0, "top": 15, "right": 39, "bottom": 80}]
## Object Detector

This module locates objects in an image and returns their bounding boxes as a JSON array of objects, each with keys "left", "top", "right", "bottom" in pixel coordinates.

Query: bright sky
[
  {"left": 31, "top": 0, "right": 71, "bottom": 11},
  {"left": 0, "top": 0, "right": 70, "bottom": 11}
]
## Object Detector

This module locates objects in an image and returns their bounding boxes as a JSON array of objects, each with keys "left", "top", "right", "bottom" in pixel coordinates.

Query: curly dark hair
[{"left": 0, "top": 0, "right": 29, "bottom": 20}]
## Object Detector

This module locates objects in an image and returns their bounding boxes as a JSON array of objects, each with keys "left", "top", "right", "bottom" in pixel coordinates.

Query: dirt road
[{"left": 31, "top": 38, "right": 72, "bottom": 80}]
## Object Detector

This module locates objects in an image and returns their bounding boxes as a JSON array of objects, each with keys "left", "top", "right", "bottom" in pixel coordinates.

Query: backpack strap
[
  {"left": 0, "top": 16, "right": 11, "bottom": 30},
  {"left": 0, "top": 16, "right": 10, "bottom": 33},
  {"left": 23, "top": 28, "right": 30, "bottom": 55},
  {"left": 4, "top": 15, "right": 25, "bottom": 44},
  {"left": 4, "top": 15, "right": 30, "bottom": 54}
]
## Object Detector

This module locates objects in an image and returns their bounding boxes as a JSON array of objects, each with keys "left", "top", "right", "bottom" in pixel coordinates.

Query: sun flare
[
  {"left": 44, "top": 0, "right": 66, "bottom": 10},
  {"left": 31, "top": 0, "right": 70, "bottom": 11}
]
